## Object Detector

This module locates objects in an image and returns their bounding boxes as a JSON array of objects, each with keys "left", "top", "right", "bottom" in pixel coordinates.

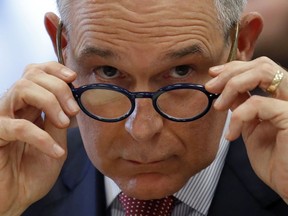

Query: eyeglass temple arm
[
  {"left": 56, "top": 20, "right": 64, "bottom": 65},
  {"left": 227, "top": 23, "right": 239, "bottom": 62},
  {"left": 56, "top": 20, "right": 75, "bottom": 89}
]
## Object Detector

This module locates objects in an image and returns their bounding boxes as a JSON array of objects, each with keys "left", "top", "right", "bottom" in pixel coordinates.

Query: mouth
[
  {"left": 127, "top": 159, "right": 165, "bottom": 165},
  {"left": 122, "top": 155, "right": 177, "bottom": 171},
  {"left": 123, "top": 153, "right": 175, "bottom": 165}
]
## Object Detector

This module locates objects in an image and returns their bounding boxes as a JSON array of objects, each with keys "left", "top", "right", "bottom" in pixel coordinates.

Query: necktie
[{"left": 118, "top": 192, "right": 176, "bottom": 216}]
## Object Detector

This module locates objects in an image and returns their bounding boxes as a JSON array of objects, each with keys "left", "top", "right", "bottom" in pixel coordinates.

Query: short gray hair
[
  {"left": 215, "top": 0, "right": 247, "bottom": 32},
  {"left": 57, "top": 0, "right": 247, "bottom": 35}
]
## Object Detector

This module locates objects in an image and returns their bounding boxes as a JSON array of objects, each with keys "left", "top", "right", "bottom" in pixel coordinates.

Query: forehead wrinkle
[
  {"left": 70, "top": 0, "right": 219, "bottom": 40},
  {"left": 68, "top": 0, "right": 222, "bottom": 63},
  {"left": 163, "top": 44, "right": 207, "bottom": 60}
]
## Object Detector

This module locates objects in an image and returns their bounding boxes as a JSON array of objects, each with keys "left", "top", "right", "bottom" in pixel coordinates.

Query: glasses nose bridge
[
  {"left": 132, "top": 91, "right": 155, "bottom": 100},
  {"left": 130, "top": 91, "right": 157, "bottom": 113}
]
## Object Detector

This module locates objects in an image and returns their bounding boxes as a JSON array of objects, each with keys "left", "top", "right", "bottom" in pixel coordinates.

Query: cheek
[
  {"left": 76, "top": 113, "right": 122, "bottom": 173},
  {"left": 178, "top": 109, "right": 227, "bottom": 170}
]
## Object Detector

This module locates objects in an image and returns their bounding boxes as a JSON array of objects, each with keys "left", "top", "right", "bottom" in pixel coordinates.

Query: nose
[{"left": 125, "top": 99, "right": 164, "bottom": 142}]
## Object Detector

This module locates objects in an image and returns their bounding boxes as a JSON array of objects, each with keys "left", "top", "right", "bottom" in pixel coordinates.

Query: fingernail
[
  {"left": 58, "top": 111, "right": 70, "bottom": 125},
  {"left": 214, "top": 94, "right": 222, "bottom": 108},
  {"left": 210, "top": 65, "right": 224, "bottom": 72},
  {"left": 67, "top": 98, "right": 79, "bottom": 113},
  {"left": 62, "top": 68, "right": 75, "bottom": 77},
  {"left": 225, "top": 128, "right": 230, "bottom": 140},
  {"left": 53, "top": 144, "right": 65, "bottom": 157}
]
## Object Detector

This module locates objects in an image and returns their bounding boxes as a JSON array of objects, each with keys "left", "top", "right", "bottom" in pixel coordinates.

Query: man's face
[{"left": 65, "top": 0, "right": 230, "bottom": 199}]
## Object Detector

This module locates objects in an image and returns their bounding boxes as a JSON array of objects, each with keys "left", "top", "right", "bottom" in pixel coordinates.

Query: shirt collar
[
  {"left": 105, "top": 111, "right": 231, "bottom": 215},
  {"left": 105, "top": 175, "right": 121, "bottom": 207}
]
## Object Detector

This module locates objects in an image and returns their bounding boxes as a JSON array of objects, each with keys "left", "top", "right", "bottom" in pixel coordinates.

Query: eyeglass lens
[{"left": 80, "top": 88, "right": 209, "bottom": 121}]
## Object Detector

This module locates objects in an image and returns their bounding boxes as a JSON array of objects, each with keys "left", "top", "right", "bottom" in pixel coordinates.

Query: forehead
[
  {"left": 67, "top": 0, "right": 219, "bottom": 32},
  {"left": 65, "top": 0, "right": 222, "bottom": 60}
]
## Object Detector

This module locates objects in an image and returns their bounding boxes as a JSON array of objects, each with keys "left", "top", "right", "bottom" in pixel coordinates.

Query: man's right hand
[{"left": 0, "top": 62, "right": 79, "bottom": 215}]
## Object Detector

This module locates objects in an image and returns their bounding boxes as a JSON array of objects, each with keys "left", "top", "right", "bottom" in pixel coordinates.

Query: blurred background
[{"left": 0, "top": 0, "right": 57, "bottom": 94}]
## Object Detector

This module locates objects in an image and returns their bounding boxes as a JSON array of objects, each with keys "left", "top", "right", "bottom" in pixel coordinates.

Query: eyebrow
[
  {"left": 76, "top": 46, "right": 119, "bottom": 61},
  {"left": 163, "top": 44, "right": 206, "bottom": 60},
  {"left": 76, "top": 43, "right": 206, "bottom": 62}
]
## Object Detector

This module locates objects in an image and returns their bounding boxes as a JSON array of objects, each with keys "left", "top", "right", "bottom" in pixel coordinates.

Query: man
[
  {"left": 245, "top": 0, "right": 288, "bottom": 68},
  {"left": 1, "top": 0, "right": 288, "bottom": 215}
]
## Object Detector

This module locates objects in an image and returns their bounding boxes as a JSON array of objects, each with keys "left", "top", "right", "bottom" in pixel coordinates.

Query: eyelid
[
  {"left": 170, "top": 65, "right": 196, "bottom": 75},
  {"left": 93, "top": 66, "right": 119, "bottom": 77}
]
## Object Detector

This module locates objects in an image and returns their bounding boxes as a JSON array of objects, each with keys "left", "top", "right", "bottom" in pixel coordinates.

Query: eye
[
  {"left": 169, "top": 65, "right": 194, "bottom": 78},
  {"left": 94, "top": 66, "right": 120, "bottom": 79}
]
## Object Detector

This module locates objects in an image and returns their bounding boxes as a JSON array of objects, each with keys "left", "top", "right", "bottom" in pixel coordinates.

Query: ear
[
  {"left": 44, "top": 12, "right": 67, "bottom": 56},
  {"left": 237, "top": 12, "right": 263, "bottom": 61}
]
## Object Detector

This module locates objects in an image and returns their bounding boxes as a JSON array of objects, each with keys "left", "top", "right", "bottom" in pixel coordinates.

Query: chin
[{"left": 114, "top": 172, "right": 187, "bottom": 200}]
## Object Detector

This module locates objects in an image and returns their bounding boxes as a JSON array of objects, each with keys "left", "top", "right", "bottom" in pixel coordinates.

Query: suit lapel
[
  {"left": 208, "top": 137, "right": 286, "bottom": 216},
  {"left": 60, "top": 127, "right": 107, "bottom": 216}
]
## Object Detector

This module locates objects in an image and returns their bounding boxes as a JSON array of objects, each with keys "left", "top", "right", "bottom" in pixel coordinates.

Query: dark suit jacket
[{"left": 22, "top": 128, "right": 288, "bottom": 216}]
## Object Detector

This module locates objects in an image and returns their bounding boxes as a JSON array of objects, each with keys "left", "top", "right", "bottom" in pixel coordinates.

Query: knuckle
[
  {"left": 248, "top": 95, "right": 262, "bottom": 104},
  {"left": 255, "top": 57, "right": 275, "bottom": 72},
  {"left": 256, "top": 56, "right": 271, "bottom": 63},
  {"left": 42, "top": 92, "right": 58, "bottom": 107},
  {"left": 14, "top": 79, "right": 30, "bottom": 89},
  {"left": 225, "top": 60, "right": 242, "bottom": 71},
  {"left": 10, "top": 79, "right": 30, "bottom": 96},
  {"left": 23, "top": 64, "right": 40, "bottom": 78},
  {"left": 24, "top": 63, "right": 37, "bottom": 71},
  {"left": 227, "top": 77, "right": 238, "bottom": 88},
  {"left": 53, "top": 79, "right": 70, "bottom": 94},
  {"left": 49, "top": 80, "right": 73, "bottom": 104},
  {"left": 34, "top": 130, "right": 49, "bottom": 144},
  {"left": 230, "top": 112, "right": 241, "bottom": 122},
  {"left": 246, "top": 95, "right": 263, "bottom": 108},
  {"left": 225, "top": 77, "right": 239, "bottom": 91},
  {"left": 11, "top": 119, "right": 28, "bottom": 137},
  {"left": 11, "top": 79, "right": 36, "bottom": 99}
]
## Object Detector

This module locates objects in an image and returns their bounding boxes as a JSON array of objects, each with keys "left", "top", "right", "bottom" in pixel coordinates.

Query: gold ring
[{"left": 266, "top": 70, "right": 284, "bottom": 94}]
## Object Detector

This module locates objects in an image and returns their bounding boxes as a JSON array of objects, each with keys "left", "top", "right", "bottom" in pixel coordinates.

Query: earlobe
[
  {"left": 44, "top": 12, "right": 67, "bottom": 55},
  {"left": 237, "top": 12, "right": 263, "bottom": 61}
]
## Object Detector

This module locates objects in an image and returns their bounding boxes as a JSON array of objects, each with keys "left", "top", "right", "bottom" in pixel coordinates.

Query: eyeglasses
[{"left": 56, "top": 21, "right": 239, "bottom": 122}]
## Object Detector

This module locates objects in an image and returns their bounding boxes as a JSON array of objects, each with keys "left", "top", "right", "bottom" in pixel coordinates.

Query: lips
[
  {"left": 123, "top": 153, "right": 174, "bottom": 164},
  {"left": 127, "top": 159, "right": 165, "bottom": 165},
  {"left": 121, "top": 155, "right": 177, "bottom": 171}
]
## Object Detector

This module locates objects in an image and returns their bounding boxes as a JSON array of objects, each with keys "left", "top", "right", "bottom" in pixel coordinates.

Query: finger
[
  {"left": 5, "top": 79, "right": 71, "bottom": 128},
  {"left": 226, "top": 96, "right": 288, "bottom": 140},
  {"left": 212, "top": 70, "right": 255, "bottom": 110},
  {"left": 0, "top": 117, "right": 65, "bottom": 158},
  {"left": 206, "top": 57, "right": 288, "bottom": 99},
  {"left": 23, "top": 63, "right": 80, "bottom": 115},
  {"left": 44, "top": 115, "right": 67, "bottom": 152},
  {"left": 23, "top": 62, "right": 77, "bottom": 83},
  {"left": 23, "top": 69, "right": 79, "bottom": 115},
  {"left": 206, "top": 60, "right": 254, "bottom": 93}
]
